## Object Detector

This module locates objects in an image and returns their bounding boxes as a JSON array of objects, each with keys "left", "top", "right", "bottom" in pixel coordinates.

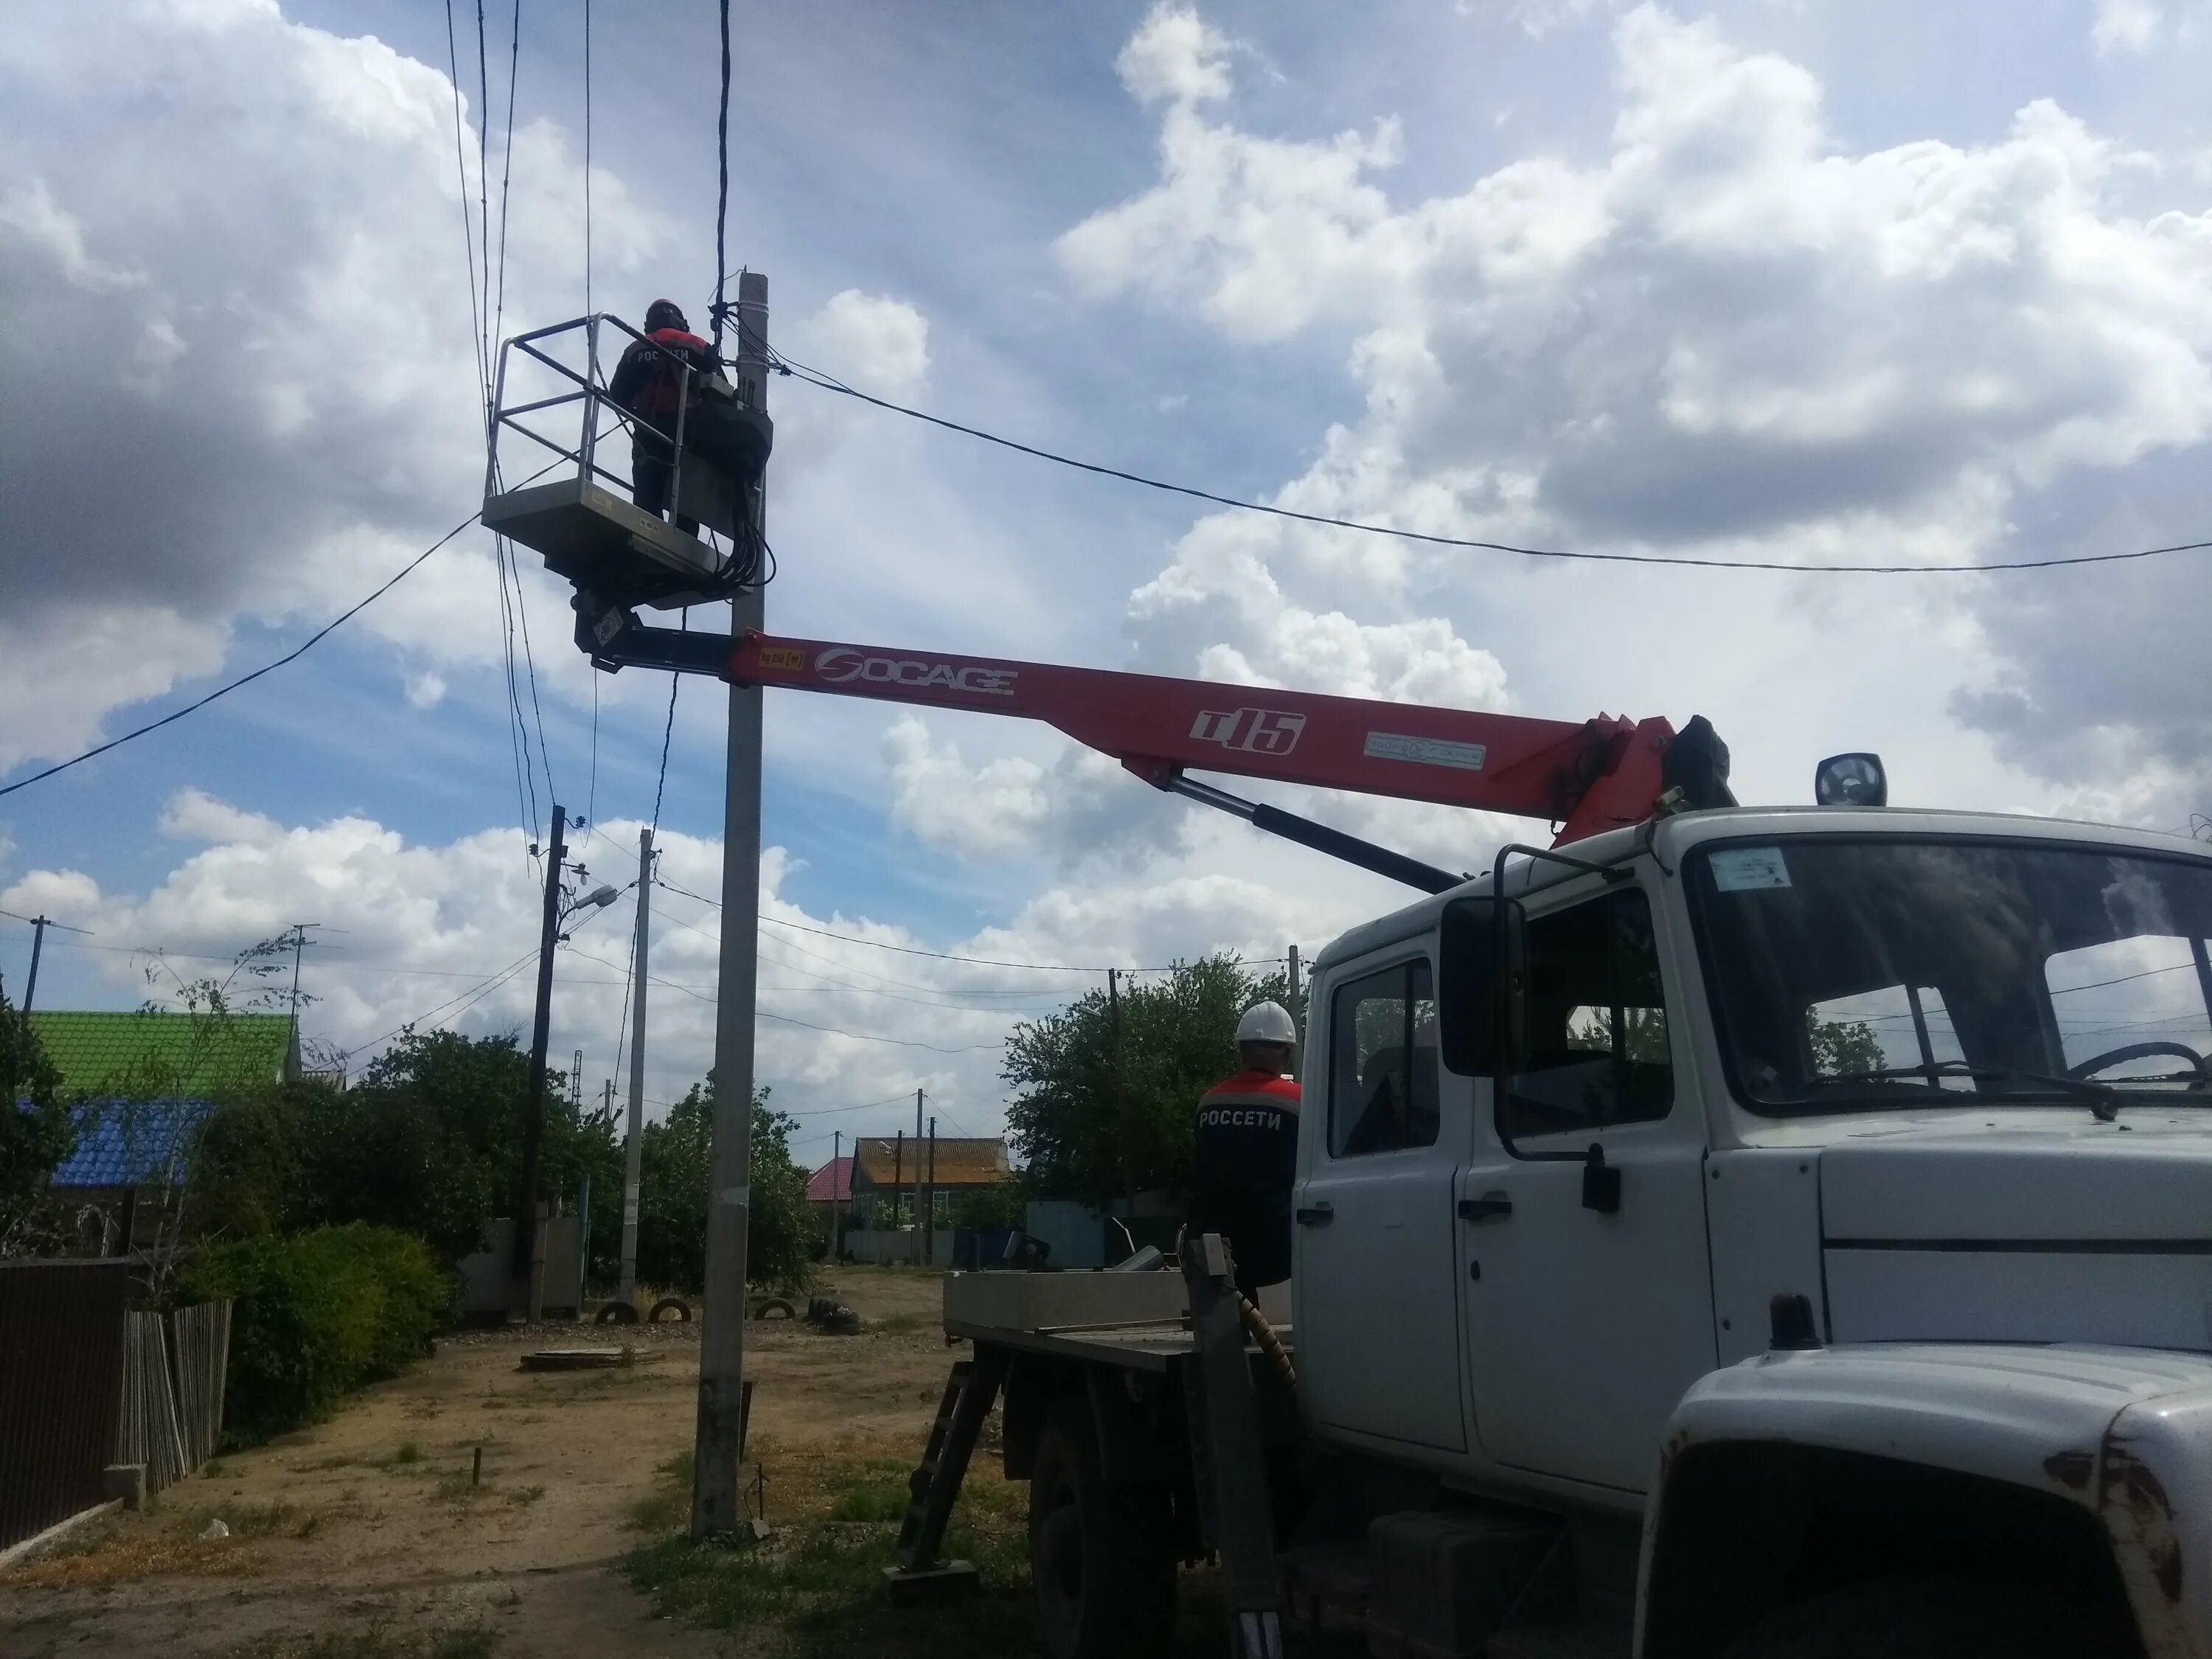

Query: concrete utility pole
[
  {"left": 913, "top": 1089, "right": 925, "bottom": 1266},
  {"left": 512, "top": 804, "right": 568, "bottom": 1324},
  {"left": 1110, "top": 967, "right": 1134, "bottom": 1225},
  {"left": 620, "top": 827, "right": 653, "bottom": 1311},
  {"left": 693, "top": 271, "right": 770, "bottom": 1539},
  {"left": 831, "top": 1129, "right": 843, "bottom": 1262},
  {"left": 1287, "top": 945, "right": 1304, "bottom": 1082}
]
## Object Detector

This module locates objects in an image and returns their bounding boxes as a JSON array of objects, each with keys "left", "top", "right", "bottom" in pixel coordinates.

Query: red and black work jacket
[
  {"left": 608, "top": 326, "right": 716, "bottom": 426},
  {"left": 1186, "top": 1070, "right": 1301, "bottom": 1291}
]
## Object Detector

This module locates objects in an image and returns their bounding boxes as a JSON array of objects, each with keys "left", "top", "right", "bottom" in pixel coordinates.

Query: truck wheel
[
  {"left": 1027, "top": 1396, "right": 1175, "bottom": 1659},
  {"left": 1720, "top": 1577, "right": 2129, "bottom": 1659}
]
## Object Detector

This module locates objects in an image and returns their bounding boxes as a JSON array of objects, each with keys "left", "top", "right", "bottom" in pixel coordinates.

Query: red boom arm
[{"left": 727, "top": 632, "right": 1682, "bottom": 846}]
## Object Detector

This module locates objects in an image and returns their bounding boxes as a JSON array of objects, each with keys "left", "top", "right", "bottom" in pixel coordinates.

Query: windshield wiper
[{"left": 1814, "top": 1061, "right": 2126, "bottom": 1122}]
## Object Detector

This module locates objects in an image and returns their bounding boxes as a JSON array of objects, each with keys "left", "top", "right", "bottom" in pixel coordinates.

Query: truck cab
[{"left": 1295, "top": 806, "right": 2212, "bottom": 1654}]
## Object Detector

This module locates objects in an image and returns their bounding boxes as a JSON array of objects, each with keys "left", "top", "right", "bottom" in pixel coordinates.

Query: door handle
[
  {"left": 1294, "top": 1203, "right": 1335, "bottom": 1227},
  {"left": 1458, "top": 1192, "right": 1513, "bottom": 1222}
]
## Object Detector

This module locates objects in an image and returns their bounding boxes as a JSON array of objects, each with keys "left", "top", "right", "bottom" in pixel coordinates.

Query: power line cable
[
  {"left": 650, "top": 616, "right": 684, "bottom": 831},
  {"left": 582, "top": 0, "right": 593, "bottom": 316},
  {"left": 490, "top": 0, "right": 521, "bottom": 360},
  {"left": 653, "top": 882, "right": 1155, "bottom": 974},
  {"left": 474, "top": 0, "right": 493, "bottom": 403},
  {"left": 509, "top": 545, "right": 559, "bottom": 807},
  {"left": 709, "top": 0, "right": 731, "bottom": 352},
  {"left": 563, "top": 945, "right": 1003, "bottom": 1052},
  {"left": 1, "top": 508, "right": 484, "bottom": 800},
  {"left": 442, "top": 0, "right": 490, "bottom": 412},
  {"left": 755, "top": 338, "right": 2212, "bottom": 577}
]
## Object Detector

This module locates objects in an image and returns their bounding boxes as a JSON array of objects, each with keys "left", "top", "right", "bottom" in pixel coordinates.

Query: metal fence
[{"left": 0, "top": 1259, "right": 129, "bottom": 1551}]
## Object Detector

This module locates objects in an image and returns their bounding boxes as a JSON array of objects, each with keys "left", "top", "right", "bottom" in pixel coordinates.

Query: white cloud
[
  {"left": 1116, "top": 4, "right": 1235, "bottom": 105},
  {"left": 2093, "top": 0, "right": 2162, "bottom": 52},
  {"left": 0, "top": 178, "right": 142, "bottom": 291},
  {"left": 0, "top": 0, "right": 664, "bottom": 770},
  {"left": 1051, "top": 4, "right": 2212, "bottom": 831},
  {"left": 0, "top": 602, "right": 228, "bottom": 772},
  {"left": 405, "top": 670, "right": 448, "bottom": 709},
  {"left": 804, "top": 289, "right": 931, "bottom": 400},
  {"left": 0, "top": 792, "right": 1344, "bottom": 1144}
]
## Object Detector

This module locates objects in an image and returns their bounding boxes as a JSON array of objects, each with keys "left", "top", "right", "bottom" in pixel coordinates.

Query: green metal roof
[{"left": 27, "top": 1011, "right": 293, "bottom": 1096}]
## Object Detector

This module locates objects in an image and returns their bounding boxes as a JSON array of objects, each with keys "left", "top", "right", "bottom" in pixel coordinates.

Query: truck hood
[{"left": 1819, "top": 1118, "right": 2212, "bottom": 1352}]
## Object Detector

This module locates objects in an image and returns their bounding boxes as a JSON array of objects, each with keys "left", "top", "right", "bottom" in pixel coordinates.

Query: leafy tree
[
  {"left": 1002, "top": 955, "right": 1290, "bottom": 1207},
  {"left": 948, "top": 1183, "right": 1025, "bottom": 1231},
  {"left": 302, "top": 1028, "right": 621, "bottom": 1266},
  {"left": 635, "top": 1077, "right": 813, "bottom": 1293},
  {"left": 0, "top": 989, "right": 70, "bottom": 1256},
  {"left": 1808, "top": 1015, "right": 1885, "bottom": 1077},
  {"left": 182, "top": 1026, "right": 622, "bottom": 1270}
]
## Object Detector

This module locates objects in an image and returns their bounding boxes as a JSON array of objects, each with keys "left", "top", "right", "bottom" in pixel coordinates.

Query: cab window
[
  {"left": 1505, "top": 888, "right": 1674, "bottom": 1138},
  {"left": 1329, "top": 959, "right": 1439, "bottom": 1156}
]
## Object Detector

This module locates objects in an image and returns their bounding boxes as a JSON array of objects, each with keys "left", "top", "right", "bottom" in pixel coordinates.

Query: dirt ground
[{"left": 0, "top": 1269, "right": 972, "bottom": 1659}]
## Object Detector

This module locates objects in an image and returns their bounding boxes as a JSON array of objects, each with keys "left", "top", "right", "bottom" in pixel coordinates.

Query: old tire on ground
[
  {"left": 753, "top": 1296, "right": 796, "bottom": 1319},
  {"left": 1026, "top": 1395, "right": 1175, "bottom": 1659},
  {"left": 1719, "top": 1577, "right": 2130, "bottom": 1659},
  {"left": 594, "top": 1301, "right": 639, "bottom": 1325},
  {"left": 647, "top": 1296, "right": 692, "bottom": 1323}
]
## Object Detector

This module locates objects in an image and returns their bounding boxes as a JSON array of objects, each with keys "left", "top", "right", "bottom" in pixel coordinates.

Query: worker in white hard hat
[{"left": 1186, "top": 1000, "right": 1301, "bottom": 1295}]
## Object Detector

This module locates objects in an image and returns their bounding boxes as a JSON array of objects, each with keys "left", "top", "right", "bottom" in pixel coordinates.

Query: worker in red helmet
[
  {"left": 608, "top": 299, "right": 717, "bottom": 532},
  {"left": 1184, "top": 1001, "right": 1301, "bottom": 1295}
]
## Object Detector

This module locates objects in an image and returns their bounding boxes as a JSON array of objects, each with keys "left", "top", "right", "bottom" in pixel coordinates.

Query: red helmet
[{"left": 644, "top": 299, "right": 687, "bottom": 333}]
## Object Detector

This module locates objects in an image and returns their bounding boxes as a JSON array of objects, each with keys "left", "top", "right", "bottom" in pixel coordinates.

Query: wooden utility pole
[
  {"left": 892, "top": 1131, "right": 905, "bottom": 1235},
  {"left": 10, "top": 911, "right": 89, "bottom": 1013},
  {"left": 512, "top": 805, "right": 567, "bottom": 1324},
  {"left": 694, "top": 271, "right": 771, "bottom": 1540},
  {"left": 620, "top": 827, "right": 653, "bottom": 1311},
  {"left": 925, "top": 1116, "right": 936, "bottom": 1265},
  {"left": 1110, "top": 968, "right": 1132, "bottom": 1225}
]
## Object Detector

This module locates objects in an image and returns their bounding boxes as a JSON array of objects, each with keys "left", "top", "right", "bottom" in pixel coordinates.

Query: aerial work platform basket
[{"left": 480, "top": 313, "right": 762, "bottom": 611}]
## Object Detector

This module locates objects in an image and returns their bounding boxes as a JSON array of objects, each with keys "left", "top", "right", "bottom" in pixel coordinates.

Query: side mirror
[{"left": 1437, "top": 896, "right": 1528, "bottom": 1077}]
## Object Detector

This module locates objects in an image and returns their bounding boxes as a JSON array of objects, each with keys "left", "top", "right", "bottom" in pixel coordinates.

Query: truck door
[
  {"left": 1456, "top": 881, "right": 1716, "bottom": 1492},
  {"left": 1293, "top": 948, "right": 1467, "bottom": 1454}
]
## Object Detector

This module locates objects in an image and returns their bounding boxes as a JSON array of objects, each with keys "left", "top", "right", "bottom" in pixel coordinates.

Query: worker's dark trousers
[{"left": 630, "top": 439, "right": 699, "bottom": 535}]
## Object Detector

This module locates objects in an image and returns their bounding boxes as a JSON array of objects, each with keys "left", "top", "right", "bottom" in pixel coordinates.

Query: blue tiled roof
[{"left": 49, "top": 1097, "right": 212, "bottom": 1187}]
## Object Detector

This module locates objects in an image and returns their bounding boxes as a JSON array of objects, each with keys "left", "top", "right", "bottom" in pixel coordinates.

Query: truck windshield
[{"left": 1686, "top": 837, "right": 2212, "bottom": 1115}]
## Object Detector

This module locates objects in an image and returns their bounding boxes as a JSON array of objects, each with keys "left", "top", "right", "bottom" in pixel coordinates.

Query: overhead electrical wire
[
  {"left": 563, "top": 944, "right": 1002, "bottom": 1053},
  {"left": 582, "top": 0, "right": 594, "bottom": 316},
  {"left": 748, "top": 333, "right": 2212, "bottom": 577},
  {"left": 474, "top": 0, "right": 493, "bottom": 403},
  {"left": 709, "top": 0, "right": 732, "bottom": 352},
  {"left": 650, "top": 617, "right": 685, "bottom": 832},
  {"left": 442, "top": 0, "right": 490, "bottom": 414},
  {"left": 490, "top": 0, "right": 521, "bottom": 364},
  {"left": 0, "top": 506, "right": 494, "bottom": 801}
]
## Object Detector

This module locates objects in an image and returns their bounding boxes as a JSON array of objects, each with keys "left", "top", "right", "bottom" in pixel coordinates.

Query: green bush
[{"left": 179, "top": 1223, "right": 456, "bottom": 1441}]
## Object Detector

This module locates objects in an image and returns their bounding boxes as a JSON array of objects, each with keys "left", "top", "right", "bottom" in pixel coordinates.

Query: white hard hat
[{"left": 1236, "top": 1001, "right": 1297, "bottom": 1046}]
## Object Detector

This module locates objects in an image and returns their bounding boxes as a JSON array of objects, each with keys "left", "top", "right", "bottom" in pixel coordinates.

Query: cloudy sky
[{"left": 4, "top": 0, "right": 2209, "bottom": 1169}]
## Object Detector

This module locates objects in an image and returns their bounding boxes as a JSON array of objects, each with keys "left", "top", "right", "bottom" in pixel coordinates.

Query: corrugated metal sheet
[
  {"left": 0, "top": 1259, "right": 129, "bottom": 1551},
  {"left": 851, "top": 1136, "right": 1009, "bottom": 1187}
]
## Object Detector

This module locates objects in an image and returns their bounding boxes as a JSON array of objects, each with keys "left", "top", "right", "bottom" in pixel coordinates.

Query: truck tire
[
  {"left": 1719, "top": 1576, "right": 2130, "bottom": 1659},
  {"left": 1027, "top": 1395, "right": 1175, "bottom": 1659}
]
